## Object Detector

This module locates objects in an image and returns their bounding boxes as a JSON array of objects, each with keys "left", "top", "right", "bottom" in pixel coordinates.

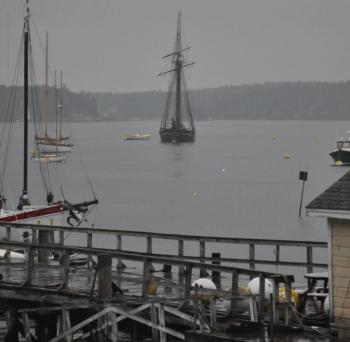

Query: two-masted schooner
[
  {"left": 34, "top": 33, "right": 73, "bottom": 158},
  {"left": 159, "top": 11, "right": 195, "bottom": 143}
]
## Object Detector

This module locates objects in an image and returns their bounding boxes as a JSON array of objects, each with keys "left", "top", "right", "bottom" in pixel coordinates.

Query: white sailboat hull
[
  {"left": 32, "top": 154, "right": 66, "bottom": 163},
  {"left": 36, "top": 141, "right": 72, "bottom": 153}
]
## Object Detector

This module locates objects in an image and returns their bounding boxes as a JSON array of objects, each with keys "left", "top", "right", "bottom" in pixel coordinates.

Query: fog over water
[{"left": 1, "top": 0, "right": 350, "bottom": 92}]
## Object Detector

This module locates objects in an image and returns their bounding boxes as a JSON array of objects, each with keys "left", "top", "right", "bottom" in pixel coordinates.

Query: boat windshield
[{"left": 338, "top": 141, "right": 350, "bottom": 149}]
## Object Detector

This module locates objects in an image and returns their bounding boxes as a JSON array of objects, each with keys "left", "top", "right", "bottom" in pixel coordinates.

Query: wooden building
[{"left": 306, "top": 170, "right": 350, "bottom": 338}]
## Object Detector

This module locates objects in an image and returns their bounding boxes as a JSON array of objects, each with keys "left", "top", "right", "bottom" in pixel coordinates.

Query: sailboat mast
[
  {"left": 44, "top": 32, "right": 48, "bottom": 138},
  {"left": 175, "top": 11, "right": 182, "bottom": 128},
  {"left": 21, "top": 0, "right": 30, "bottom": 205},
  {"left": 59, "top": 70, "right": 63, "bottom": 140},
  {"left": 54, "top": 70, "right": 58, "bottom": 146}
]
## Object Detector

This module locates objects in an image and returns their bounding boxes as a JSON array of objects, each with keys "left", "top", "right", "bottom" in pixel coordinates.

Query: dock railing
[
  {"left": 0, "top": 222, "right": 329, "bottom": 333},
  {"left": 0, "top": 222, "right": 327, "bottom": 275}
]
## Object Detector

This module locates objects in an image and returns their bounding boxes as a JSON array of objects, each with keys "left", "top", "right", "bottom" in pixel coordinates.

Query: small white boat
[
  {"left": 123, "top": 133, "right": 151, "bottom": 141},
  {"left": 31, "top": 150, "right": 66, "bottom": 163}
]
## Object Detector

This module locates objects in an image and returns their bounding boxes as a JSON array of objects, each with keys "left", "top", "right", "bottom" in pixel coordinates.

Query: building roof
[{"left": 306, "top": 171, "right": 350, "bottom": 219}]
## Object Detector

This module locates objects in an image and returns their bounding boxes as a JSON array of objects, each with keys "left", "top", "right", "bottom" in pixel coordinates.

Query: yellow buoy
[
  {"left": 272, "top": 135, "right": 277, "bottom": 140},
  {"left": 335, "top": 160, "right": 343, "bottom": 166},
  {"left": 193, "top": 192, "right": 199, "bottom": 198},
  {"left": 283, "top": 153, "right": 291, "bottom": 159}
]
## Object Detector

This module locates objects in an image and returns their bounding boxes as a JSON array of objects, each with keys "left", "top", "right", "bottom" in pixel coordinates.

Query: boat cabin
[{"left": 337, "top": 140, "right": 350, "bottom": 149}]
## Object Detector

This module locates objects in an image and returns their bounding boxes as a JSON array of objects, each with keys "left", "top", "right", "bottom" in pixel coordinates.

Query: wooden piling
[
  {"left": 199, "top": 240, "right": 208, "bottom": 277},
  {"left": 87, "top": 232, "right": 93, "bottom": 268},
  {"left": 116, "top": 234, "right": 126, "bottom": 269},
  {"left": 38, "top": 230, "right": 50, "bottom": 263},
  {"left": 211, "top": 253, "right": 221, "bottom": 289},
  {"left": 178, "top": 239, "right": 184, "bottom": 276},
  {"left": 97, "top": 254, "right": 113, "bottom": 299}
]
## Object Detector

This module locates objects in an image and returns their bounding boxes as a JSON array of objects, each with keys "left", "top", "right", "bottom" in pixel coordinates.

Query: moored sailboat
[
  {"left": 34, "top": 34, "right": 73, "bottom": 153},
  {"left": 158, "top": 11, "right": 195, "bottom": 143},
  {"left": 0, "top": 0, "right": 97, "bottom": 227}
]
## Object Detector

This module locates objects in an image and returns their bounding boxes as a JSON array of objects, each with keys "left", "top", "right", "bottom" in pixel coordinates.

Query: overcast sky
[{"left": 1, "top": 0, "right": 350, "bottom": 93}]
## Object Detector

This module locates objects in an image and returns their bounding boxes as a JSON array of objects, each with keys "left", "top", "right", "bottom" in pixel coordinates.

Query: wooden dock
[{"left": 0, "top": 222, "right": 328, "bottom": 341}]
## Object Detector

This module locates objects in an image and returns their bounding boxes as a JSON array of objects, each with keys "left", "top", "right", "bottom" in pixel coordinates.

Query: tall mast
[
  {"left": 54, "top": 70, "right": 58, "bottom": 146},
  {"left": 19, "top": 0, "right": 31, "bottom": 209},
  {"left": 44, "top": 31, "right": 48, "bottom": 138},
  {"left": 59, "top": 70, "right": 63, "bottom": 140},
  {"left": 175, "top": 11, "right": 182, "bottom": 128}
]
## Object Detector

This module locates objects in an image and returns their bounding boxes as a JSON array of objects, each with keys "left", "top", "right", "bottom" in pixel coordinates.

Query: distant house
[{"left": 306, "top": 171, "right": 350, "bottom": 339}]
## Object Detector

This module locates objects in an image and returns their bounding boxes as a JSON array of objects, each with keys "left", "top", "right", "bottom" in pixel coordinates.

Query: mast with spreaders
[{"left": 158, "top": 11, "right": 195, "bottom": 143}]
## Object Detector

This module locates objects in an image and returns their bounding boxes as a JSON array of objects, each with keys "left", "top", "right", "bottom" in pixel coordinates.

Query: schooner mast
[{"left": 159, "top": 11, "right": 195, "bottom": 143}]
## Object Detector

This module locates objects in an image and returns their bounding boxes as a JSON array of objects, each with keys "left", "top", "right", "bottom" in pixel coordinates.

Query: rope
[{"left": 0, "top": 30, "right": 24, "bottom": 194}]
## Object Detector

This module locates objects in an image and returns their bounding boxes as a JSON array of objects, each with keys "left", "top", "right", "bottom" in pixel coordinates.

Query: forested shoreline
[{"left": 1, "top": 81, "right": 350, "bottom": 122}]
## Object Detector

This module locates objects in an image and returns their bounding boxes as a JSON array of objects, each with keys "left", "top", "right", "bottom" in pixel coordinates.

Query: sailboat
[
  {"left": 34, "top": 33, "right": 73, "bottom": 154},
  {"left": 159, "top": 11, "right": 195, "bottom": 143},
  {"left": 0, "top": 0, "right": 97, "bottom": 226}
]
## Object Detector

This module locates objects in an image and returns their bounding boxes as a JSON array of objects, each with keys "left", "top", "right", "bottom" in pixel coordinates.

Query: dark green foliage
[{"left": 1, "top": 81, "right": 350, "bottom": 121}]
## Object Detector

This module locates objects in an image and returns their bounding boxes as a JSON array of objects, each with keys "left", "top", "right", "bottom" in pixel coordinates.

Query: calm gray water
[
  {"left": 5, "top": 120, "right": 349, "bottom": 238},
  {"left": 2, "top": 120, "right": 349, "bottom": 274},
  {"left": 66, "top": 120, "right": 345, "bottom": 239}
]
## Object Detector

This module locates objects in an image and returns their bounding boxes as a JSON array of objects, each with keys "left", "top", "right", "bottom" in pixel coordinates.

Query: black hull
[
  {"left": 330, "top": 150, "right": 350, "bottom": 164},
  {"left": 159, "top": 129, "right": 195, "bottom": 143}
]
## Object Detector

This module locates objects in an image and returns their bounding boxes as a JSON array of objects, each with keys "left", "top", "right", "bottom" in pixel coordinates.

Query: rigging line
[
  {"left": 65, "top": 119, "right": 98, "bottom": 200},
  {"left": 181, "top": 71, "right": 194, "bottom": 127},
  {"left": 162, "top": 73, "right": 176, "bottom": 123},
  {"left": 63, "top": 204, "right": 98, "bottom": 241},
  {"left": 0, "top": 31, "right": 24, "bottom": 193},
  {"left": 28, "top": 41, "right": 52, "bottom": 193}
]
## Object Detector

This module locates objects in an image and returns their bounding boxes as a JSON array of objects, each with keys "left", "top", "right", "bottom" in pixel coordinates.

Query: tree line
[{"left": 1, "top": 81, "right": 350, "bottom": 122}]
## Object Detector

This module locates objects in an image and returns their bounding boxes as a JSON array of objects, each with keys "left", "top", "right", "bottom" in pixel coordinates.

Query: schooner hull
[
  {"left": 159, "top": 129, "right": 195, "bottom": 143},
  {"left": 36, "top": 142, "right": 72, "bottom": 153}
]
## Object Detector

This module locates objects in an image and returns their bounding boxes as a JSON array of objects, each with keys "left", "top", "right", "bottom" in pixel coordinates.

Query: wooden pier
[{"left": 0, "top": 222, "right": 328, "bottom": 341}]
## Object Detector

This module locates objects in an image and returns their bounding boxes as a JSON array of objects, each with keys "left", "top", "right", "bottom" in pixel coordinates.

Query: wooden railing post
[
  {"left": 306, "top": 246, "right": 313, "bottom": 274},
  {"left": 97, "top": 254, "right": 113, "bottom": 299},
  {"left": 142, "top": 258, "right": 151, "bottom": 299},
  {"left": 63, "top": 250, "right": 70, "bottom": 289},
  {"left": 87, "top": 233, "right": 92, "bottom": 268},
  {"left": 25, "top": 246, "right": 33, "bottom": 286},
  {"left": 184, "top": 264, "right": 193, "bottom": 299},
  {"left": 31, "top": 228, "right": 37, "bottom": 244},
  {"left": 116, "top": 234, "right": 126, "bottom": 269},
  {"left": 209, "top": 296, "right": 217, "bottom": 330},
  {"left": 178, "top": 240, "right": 184, "bottom": 276},
  {"left": 5, "top": 226, "right": 11, "bottom": 261},
  {"left": 59, "top": 231, "right": 64, "bottom": 245},
  {"left": 249, "top": 243, "right": 255, "bottom": 270},
  {"left": 275, "top": 245, "right": 280, "bottom": 264},
  {"left": 258, "top": 273, "right": 265, "bottom": 321},
  {"left": 38, "top": 229, "right": 50, "bottom": 264},
  {"left": 199, "top": 240, "right": 208, "bottom": 277},
  {"left": 231, "top": 270, "right": 239, "bottom": 315},
  {"left": 212, "top": 253, "right": 221, "bottom": 289},
  {"left": 146, "top": 236, "right": 155, "bottom": 272},
  {"left": 284, "top": 279, "right": 292, "bottom": 326}
]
